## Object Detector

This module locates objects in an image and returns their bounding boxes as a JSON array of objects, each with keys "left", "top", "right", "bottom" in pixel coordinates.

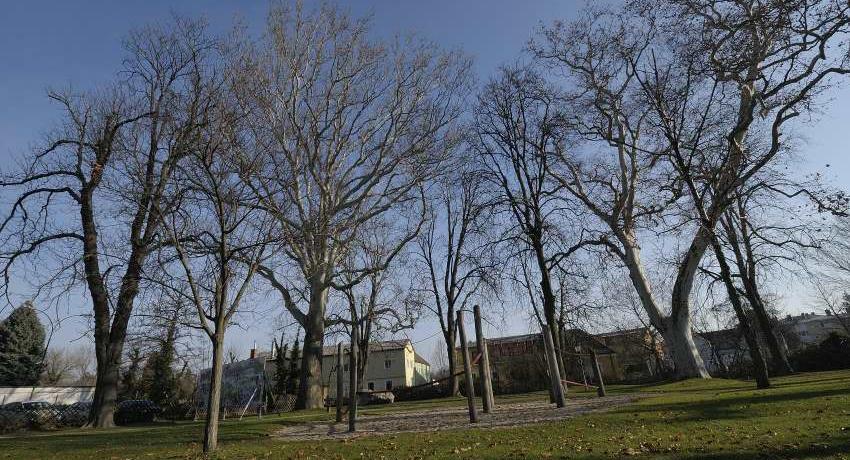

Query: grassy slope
[{"left": 1, "top": 370, "right": 848, "bottom": 459}]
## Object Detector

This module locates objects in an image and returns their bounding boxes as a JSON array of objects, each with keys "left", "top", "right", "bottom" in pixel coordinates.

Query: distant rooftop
[{"left": 321, "top": 339, "right": 412, "bottom": 357}]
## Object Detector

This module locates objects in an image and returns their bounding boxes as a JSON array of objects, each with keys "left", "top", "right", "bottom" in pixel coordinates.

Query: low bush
[{"left": 791, "top": 333, "right": 850, "bottom": 372}]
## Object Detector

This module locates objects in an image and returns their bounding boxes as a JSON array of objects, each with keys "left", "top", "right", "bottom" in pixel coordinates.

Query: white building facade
[
  {"left": 784, "top": 312, "right": 850, "bottom": 347},
  {"left": 321, "top": 339, "right": 430, "bottom": 398}
]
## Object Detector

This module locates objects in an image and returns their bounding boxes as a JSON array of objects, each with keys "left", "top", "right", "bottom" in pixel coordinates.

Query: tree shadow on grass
[
  {"left": 0, "top": 416, "right": 287, "bottom": 454},
  {"left": 678, "top": 439, "right": 850, "bottom": 460},
  {"left": 617, "top": 386, "right": 849, "bottom": 422}
]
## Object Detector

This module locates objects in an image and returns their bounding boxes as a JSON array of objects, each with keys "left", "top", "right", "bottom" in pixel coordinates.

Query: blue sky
[{"left": 1, "top": 1, "right": 848, "bottom": 362}]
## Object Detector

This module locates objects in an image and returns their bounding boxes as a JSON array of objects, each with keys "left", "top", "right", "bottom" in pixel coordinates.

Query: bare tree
[
  {"left": 162, "top": 89, "right": 271, "bottom": 453},
  {"left": 531, "top": 8, "right": 712, "bottom": 378},
  {"left": 332, "top": 218, "right": 421, "bottom": 391},
  {"left": 231, "top": 3, "right": 471, "bottom": 409},
  {"left": 415, "top": 167, "right": 497, "bottom": 395},
  {"left": 715, "top": 173, "right": 837, "bottom": 375},
  {"left": 814, "top": 213, "right": 850, "bottom": 290},
  {"left": 631, "top": 0, "right": 850, "bottom": 386},
  {"left": 41, "top": 349, "right": 75, "bottom": 385},
  {"left": 0, "top": 19, "right": 217, "bottom": 427},
  {"left": 41, "top": 346, "right": 95, "bottom": 386},
  {"left": 473, "top": 65, "right": 605, "bottom": 390}
]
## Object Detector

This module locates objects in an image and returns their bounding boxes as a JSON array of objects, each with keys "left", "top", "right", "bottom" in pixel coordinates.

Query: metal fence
[
  {"left": 1, "top": 392, "right": 300, "bottom": 434},
  {"left": 192, "top": 394, "right": 297, "bottom": 421},
  {"left": 0, "top": 405, "right": 89, "bottom": 433}
]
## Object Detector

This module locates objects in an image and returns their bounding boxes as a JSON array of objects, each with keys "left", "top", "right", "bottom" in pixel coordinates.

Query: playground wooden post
[
  {"left": 473, "top": 304, "right": 495, "bottom": 413},
  {"left": 457, "top": 310, "right": 479, "bottom": 423},
  {"left": 348, "top": 326, "right": 359, "bottom": 432},
  {"left": 336, "top": 343, "right": 343, "bottom": 422},
  {"left": 590, "top": 349, "right": 607, "bottom": 397},
  {"left": 542, "top": 325, "right": 566, "bottom": 408}
]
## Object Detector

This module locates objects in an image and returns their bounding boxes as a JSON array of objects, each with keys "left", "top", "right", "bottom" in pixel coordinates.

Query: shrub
[
  {"left": 0, "top": 409, "right": 28, "bottom": 434},
  {"left": 791, "top": 333, "right": 850, "bottom": 372}
]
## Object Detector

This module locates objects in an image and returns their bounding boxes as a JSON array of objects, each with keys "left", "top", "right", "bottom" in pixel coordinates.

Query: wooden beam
[
  {"left": 590, "top": 349, "right": 607, "bottom": 397},
  {"left": 543, "top": 324, "right": 566, "bottom": 408},
  {"left": 335, "top": 342, "right": 343, "bottom": 423},
  {"left": 473, "top": 304, "right": 495, "bottom": 413},
  {"left": 457, "top": 310, "right": 479, "bottom": 423},
  {"left": 348, "top": 326, "right": 359, "bottom": 432}
]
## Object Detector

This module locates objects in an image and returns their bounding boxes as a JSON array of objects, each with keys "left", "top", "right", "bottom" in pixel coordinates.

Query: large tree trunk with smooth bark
[
  {"left": 668, "top": 228, "right": 713, "bottom": 378},
  {"left": 661, "top": 314, "right": 711, "bottom": 379},
  {"left": 296, "top": 282, "right": 328, "bottom": 410},
  {"left": 619, "top": 232, "right": 709, "bottom": 379}
]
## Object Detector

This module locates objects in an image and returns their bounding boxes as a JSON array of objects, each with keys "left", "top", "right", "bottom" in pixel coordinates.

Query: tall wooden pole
[
  {"left": 590, "top": 349, "right": 607, "bottom": 397},
  {"left": 335, "top": 343, "right": 343, "bottom": 422},
  {"left": 348, "top": 326, "right": 359, "bottom": 432},
  {"left": 542, "top": 325, "right": 566, "bottom": 408},
  {"left": 457, "top": 310, "right": 479, "bottom": 423},
  {"left": 473, "top": 305, "right": 495, "bottom": 413},
  {"left": 258, "top": 374, "right": 264, "bottom": 419}
]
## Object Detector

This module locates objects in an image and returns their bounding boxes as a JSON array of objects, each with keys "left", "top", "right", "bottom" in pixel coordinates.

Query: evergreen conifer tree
[
  {"left": 0, "top": 302, "right": 46, "bottom": 386},
  {"left": 287, "top": 337, "right": 300, "bottom": 395}
]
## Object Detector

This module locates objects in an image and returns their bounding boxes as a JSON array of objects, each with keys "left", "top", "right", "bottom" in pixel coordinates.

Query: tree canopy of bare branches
[
  {"left": 0, "top": 18, "right": 218, "bottom": 427},
  {"left": 230, "top": 4, "right": 472, "bottom": 409},
  {"left": 416, "top": 165, "right": 499, "bottom": 395}
]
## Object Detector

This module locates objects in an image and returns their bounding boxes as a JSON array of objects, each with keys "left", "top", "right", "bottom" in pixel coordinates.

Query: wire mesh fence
[
  {"left": 0, "top": 403, "right": 89, "bottom": 433},
  {"left": 192, "top": 394, "right": 297, "bottom": 421}
]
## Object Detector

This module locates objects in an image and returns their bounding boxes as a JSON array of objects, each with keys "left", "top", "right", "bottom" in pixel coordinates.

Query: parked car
[
  {"left": 0, "top": 401, "right": 58, "bottom": 429},
  {"left": 0, "top": 403, "right": 29, "bottom": 433},
  {"left": 58, "top": 401, "right": 91, "bottom": 427},
  {"left": 115, "top": 400, "right": 160, "bottom": 425},
  {"left": 358, "top": 390, "right": 394, "bottom": 406}
]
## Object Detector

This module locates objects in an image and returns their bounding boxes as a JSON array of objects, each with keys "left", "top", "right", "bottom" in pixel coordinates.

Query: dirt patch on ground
[{"left": 274, "top": 394, "right": 644, "bottom": 441}]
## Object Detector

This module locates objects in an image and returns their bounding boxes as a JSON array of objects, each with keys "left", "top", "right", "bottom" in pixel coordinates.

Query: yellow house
[{"left": 321, "top": 339, "right": 430, "bottom": 397}]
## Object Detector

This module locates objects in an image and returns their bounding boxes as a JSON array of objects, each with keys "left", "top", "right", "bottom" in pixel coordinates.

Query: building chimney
[{"left": 250, "top": 341, "right": 257, "bottom": 359}]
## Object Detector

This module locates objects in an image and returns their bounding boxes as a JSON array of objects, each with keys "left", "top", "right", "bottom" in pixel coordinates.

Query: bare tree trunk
[
  {"left": 662, "top": 314, "right": 710, "bottom": 379},
  {"left": 709, "top": 237, "right": 771, "bottom": 388},
  {"left": 621, "top": 233, "right": 709, "bottom": 379},
  {"left": 474, "top": 305, "right": 494, "bottom": 412},
  {"left": 356, "top": 318, "right": 371, "bottom": 389},
  {"left": 747, "top": 292, "right": 793, "bottom": 375},
  {"left": 203, "top": 333, "right": 225, "bottom": 453},
  {"left": 297, "top": 283, "right": 327, "bottom": 410},
  {"left": 668, "top": 229, "right": 713, "bottom": 379},
  {"left": 82, "top": 189, "right": 123, "bottom": 428},
  {"left": 88, "top": 345, "right": 120, "bottom": 428},
  {"left": 531, "top": 238, "right": 569, "bottom": 393},
  {"left": 620, "top": 238, "right": 707, "bottom": 379},
  {"left": 542, "top": 325, "right": 566, "bottom": 408},
  {"left": 723, "top": 213, "right": 794, "bottom": 375},
  {"left": 88, "top": 255, "right": 145, "bottom": 427},
  {"left": 444, "top": 326, "right": 460, "bottom": 396}
]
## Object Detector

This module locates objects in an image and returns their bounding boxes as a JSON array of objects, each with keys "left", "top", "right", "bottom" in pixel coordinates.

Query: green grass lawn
[{"left": 1, "top": 370, "right": 848, "bottom": 459}]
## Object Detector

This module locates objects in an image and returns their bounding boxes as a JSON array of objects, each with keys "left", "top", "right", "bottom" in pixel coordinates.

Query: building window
[
  {"left": 384, "top": 359, "right": 392, "bottom": 369},
  {"left": 368, "top": 382, "right": 374, "bottom": 391},
  {"left": 385, "top": 380, "right": 393, "bottom": 390},
  {"left": 343, "top": 364, "right": 349, "bottom": 372}
]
